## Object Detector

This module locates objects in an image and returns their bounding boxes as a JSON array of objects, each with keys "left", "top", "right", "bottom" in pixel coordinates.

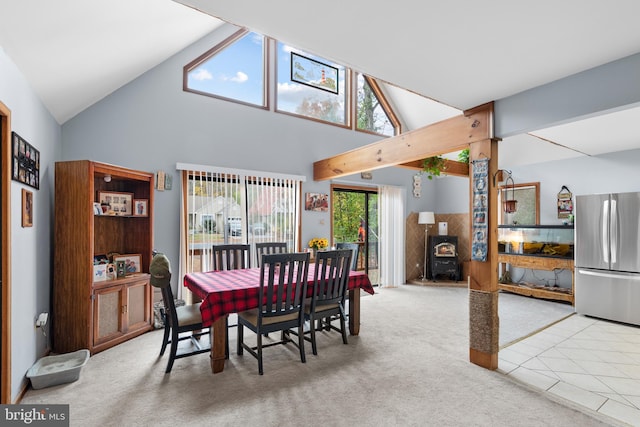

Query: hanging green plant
[
  {"left": 457, "top": 148, "right": 470, "bottom": 164},
  {"left": 422, "top": 156, "right": 447, "bottom": 180}
]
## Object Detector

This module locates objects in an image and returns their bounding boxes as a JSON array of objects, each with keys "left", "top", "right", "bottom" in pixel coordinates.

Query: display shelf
[{"left": 498, "top": 253, "right": 574, "bottom": 304}]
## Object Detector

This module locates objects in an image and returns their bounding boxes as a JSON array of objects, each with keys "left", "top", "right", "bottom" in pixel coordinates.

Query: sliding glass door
[{"left": 331, "top": 185, "right": 379, "bottom": 285}]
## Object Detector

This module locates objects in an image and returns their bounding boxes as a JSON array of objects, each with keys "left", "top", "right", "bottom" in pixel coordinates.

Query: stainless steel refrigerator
[{"left": 575, "top": 192, "right": 640, "bottom": 326}]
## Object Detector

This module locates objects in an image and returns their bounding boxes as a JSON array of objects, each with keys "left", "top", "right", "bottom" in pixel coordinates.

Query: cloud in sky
[
  {"left": 230, "top": 71, "right": 248, "bottom": 83},
  {"left": 191, "top": 68, "right": 212, "bottom": 81}
]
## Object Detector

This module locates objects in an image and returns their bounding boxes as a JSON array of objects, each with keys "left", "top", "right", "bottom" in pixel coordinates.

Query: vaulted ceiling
[{"left": 2, "top": 0, "right": 640, "bottom": 168}]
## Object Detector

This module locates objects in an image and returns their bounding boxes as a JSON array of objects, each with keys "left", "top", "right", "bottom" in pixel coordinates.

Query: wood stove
[{"left": 428, "top": 235, "right": 460, "bottom": 280}]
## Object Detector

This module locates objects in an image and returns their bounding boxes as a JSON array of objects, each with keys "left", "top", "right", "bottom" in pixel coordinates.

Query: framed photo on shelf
[
  {"left": 113, "top": 254, "right": 141, "bottom": 275},
  {"left": 22, "top": 189, "right": 33, "bottom": 227},
  {"left": 98, "top": 191, "right": 133, "bottom": 216},
  {"left": 93, "top": 202, "right": 102, "bottom": 215},
  {"left": 133, "top": 199, "right": 148, "bottom": 217}
]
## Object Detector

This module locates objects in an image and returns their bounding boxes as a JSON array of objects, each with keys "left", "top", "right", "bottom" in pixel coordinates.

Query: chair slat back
[
  {"left": 259, "top": 252, "right": 310, "bottom": 322},
  {"left": 212, "top": 244, "right": 251, "bottom": 271},
  {"left": 255, "top": 242, "right": 288, "bottom": 267},
  {"left": 311, "top": 249, "right": 352, "bottom": 310},
  {"left": 159, "top": 284, "right": 177, "bottom": 328},
  {"left": 335, "top": 242, "right": 359, "bottom": 271}
]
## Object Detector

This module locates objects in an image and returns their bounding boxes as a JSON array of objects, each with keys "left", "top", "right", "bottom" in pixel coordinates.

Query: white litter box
[{"left": 26, "top": 349, "right": 90, "bottom": 389}]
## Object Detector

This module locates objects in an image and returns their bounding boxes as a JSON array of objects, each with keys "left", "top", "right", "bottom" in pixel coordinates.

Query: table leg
[
  {"left": 348, "top": 289, "right": 360, "bottom": 335},
  {"left": 210, "top": 316, "right": 227, "bottom": 373}
]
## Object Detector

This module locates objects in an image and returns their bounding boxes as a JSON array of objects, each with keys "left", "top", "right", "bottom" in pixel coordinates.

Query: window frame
[
  {"left": 183, "top": 29, "right": 270, "bottom": 110},
  {"left": 182, "top": 30, "right": 406, "bottom": 136},
  {"left": 274, "top": 41, "right": 351, "bottom": 129},
  {"left": 355, "top": 74, "right": 401, "bottom": 137}
]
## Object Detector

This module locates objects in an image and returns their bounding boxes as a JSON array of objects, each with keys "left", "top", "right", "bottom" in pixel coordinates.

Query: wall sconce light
[{"left": 103, "top": 174, "right": 112, "bottom": 183}]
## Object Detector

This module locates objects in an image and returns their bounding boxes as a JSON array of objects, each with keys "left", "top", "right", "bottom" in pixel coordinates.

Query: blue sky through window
[{"left": 187, "top": 32, "right": 265, "bottom": 106}]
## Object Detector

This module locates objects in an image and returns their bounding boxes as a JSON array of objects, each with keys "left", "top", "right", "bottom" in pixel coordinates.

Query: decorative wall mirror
[{"left": 498, "top": 182, "right": 540, "bottom": 225}]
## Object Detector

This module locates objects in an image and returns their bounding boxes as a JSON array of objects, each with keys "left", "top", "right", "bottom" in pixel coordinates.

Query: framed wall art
[
  {"left": 113, "top": 254, "right": 141, "bottom": 275},
  {"left": 12, "top": 131, "right": 40, "bottom": 190},
  {"left": 471, "top": 158, "right": 488, "bottom": 262},
  {"left": 98, "top": 191, "right": 133, "bottom": 216},
  {"left": 22, "top": 189, "right": 33, "bottom": 227},
  {"left": 557, "top": 185, "right": 573, "bottom": 219},
  {"left": 291, "top": 52, "right": 339, "bottom": 94},
  {"left": 305, "top": 192, "right": 328, "bottom": 212}
]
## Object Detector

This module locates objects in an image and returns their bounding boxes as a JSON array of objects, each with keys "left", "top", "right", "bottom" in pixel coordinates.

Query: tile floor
[{"left": 499, "top": 314, "right": 640, "bottom": 426}]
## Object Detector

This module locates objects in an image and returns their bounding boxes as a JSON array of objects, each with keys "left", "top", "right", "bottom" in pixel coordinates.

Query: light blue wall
[
  {"left": 0, "top": 47, "right": 61, "bottom": 400},
  {"left": 509, "top": 149, "right": 640, "bottom": 224}
]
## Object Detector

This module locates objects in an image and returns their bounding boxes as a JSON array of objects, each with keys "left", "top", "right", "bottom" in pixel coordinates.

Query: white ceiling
[{"left": 2, "top": 0, "right": 640, "bottom": 168}]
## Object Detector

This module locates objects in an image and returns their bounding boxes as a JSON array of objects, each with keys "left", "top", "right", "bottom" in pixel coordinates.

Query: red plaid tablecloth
[{"left": 184, "top": 265, "right": 374, "bottom": 327}]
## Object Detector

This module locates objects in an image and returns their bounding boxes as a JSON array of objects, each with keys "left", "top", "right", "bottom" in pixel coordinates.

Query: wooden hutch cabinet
[{"left": 53, "top": 160, "right": 154, "bottom": 354}]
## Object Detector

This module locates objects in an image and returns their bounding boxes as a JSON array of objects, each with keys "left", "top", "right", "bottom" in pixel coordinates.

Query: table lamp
[{"left": 418, "top": 211, "right": 435, "bottom": 280}]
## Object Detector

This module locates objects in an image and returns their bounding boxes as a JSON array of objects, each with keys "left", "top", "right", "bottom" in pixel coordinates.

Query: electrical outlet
[{"left": 36, "top": 312, "right": 48, "bottom": 328}]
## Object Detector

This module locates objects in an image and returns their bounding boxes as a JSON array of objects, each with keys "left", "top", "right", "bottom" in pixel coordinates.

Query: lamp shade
[{"left": 418, "top": 211, "right": 435, "bottom": 225}]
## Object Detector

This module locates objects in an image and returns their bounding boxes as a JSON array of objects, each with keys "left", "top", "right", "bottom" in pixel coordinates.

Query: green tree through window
[{"left": 357, "top": 74, "right": 395, "bottom": 136}]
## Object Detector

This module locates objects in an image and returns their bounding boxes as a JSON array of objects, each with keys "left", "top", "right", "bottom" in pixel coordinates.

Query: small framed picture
[
  {"left": 93, "top": 202, "right": 102, "bottom": 215},
  {"left": 115, "top": 260, "right": 126, "bottom": 278},
  {"left": 113, "top": 254, "right": 142, "bottom": 275},
  {"left": 305, "top": 192, "right": 328, "bottom": 212},
  {"left": 98, "top": 191, "right": 133, "bottom": 216},
  {"left": 93, "top": 264, "right": 108, "bottom": 282},
  {"left": 133, "top": 199, "right": 148, "bottom": 217},
  {"left": 22, "top": 189, "right": 33, "bottom": 227}
]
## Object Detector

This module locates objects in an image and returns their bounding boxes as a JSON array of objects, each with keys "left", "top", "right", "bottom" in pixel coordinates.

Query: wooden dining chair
[
  {"left": 150, "top": 252, "right": 210, "bottom": 373},
  {"left": 211, "top": 243, "right": 251, "bottom": 271},
  {"left": 211, "top": 243, "right": 251, "bottom": 357},
  {"left": 236, "top": 252, "right": 310, "bottom": 375},
  {"left": 255, "top": 242, "right": 288, "bottom": 267},
  {"left": 335, "top": 242, "right": 359, "bottom": 271},
  {"left": 304, "top": 249, "right": 352, "bottom": 355}
]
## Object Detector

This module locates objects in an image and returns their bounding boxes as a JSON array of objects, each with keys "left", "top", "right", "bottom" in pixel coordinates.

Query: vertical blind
[{"left": 177, "top": 163, "right": 305, "bottom": 298}]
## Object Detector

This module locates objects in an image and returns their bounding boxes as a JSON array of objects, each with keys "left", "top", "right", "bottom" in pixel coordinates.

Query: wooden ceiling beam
[{"left": 313, "top": 103, "right": 493, "bottom": 181}]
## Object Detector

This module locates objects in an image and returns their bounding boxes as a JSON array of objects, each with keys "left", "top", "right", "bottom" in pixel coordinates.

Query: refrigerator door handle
[
  {"left": 602, "top": 200, "right": 609, "bottom": 263},
  {"left": 578, "top": 269, "right": 640, "bottom": 281},
  {"left": 610, "top": 199, "right": 618, "bottom": 263}
]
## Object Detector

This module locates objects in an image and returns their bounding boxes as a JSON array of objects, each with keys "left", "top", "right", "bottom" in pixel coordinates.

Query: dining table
[{"left": 184, "top": 264, "right": 375, "bottom": 373}]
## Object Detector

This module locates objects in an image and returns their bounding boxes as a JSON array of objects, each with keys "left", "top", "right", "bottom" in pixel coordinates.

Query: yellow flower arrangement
[{"left": 308, "top": 237, "right": 329, "bottom": 250}]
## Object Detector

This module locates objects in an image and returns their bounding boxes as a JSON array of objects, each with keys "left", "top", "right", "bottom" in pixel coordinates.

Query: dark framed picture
[
  {"left": 98, "top": 191, "right": 133, "bottom": 216},
  {"left": 291, "top": 52, "right": 339, "bottom": 94},
  {"left": 133, "top": 199, "right": 148, "bottom": 217},
  {"left": 22, "top": 189, "right": 33, "bottom": 227},
  {"left": 12, "top": 132, "right": 40, "bottom": 190}
]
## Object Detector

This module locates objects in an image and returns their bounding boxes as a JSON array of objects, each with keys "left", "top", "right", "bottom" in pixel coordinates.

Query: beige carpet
[{"left": 22, "top": 285, "right": 617, "bottom": 426}]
